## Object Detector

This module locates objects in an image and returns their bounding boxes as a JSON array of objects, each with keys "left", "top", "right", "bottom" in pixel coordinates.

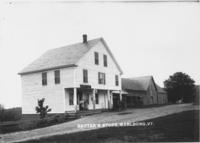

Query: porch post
[
  {"left": 74, "top": 88, "right": 77, "bottom": 112},
  {"left": 107, "top": 90, "right": 110, "bottom": 109},
  {"left": 119, "top": 90, "right": 122, "bottom": 101},
  {"left": 110, "top": 92, "right": 113, "bottom": 109},
  {"left": 93, "top": 89, "right": 96, "bottom": 110}
]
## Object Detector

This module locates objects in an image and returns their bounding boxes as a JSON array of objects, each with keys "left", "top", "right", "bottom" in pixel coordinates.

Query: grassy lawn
[
  {"left": 0, "top": 114, "right": 79, "bottom": 134},
  {"left": 20, "top": 110, "right": 199, "bottom": 143}
]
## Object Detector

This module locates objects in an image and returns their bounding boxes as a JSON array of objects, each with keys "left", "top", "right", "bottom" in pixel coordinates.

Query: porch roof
[{"left": 112, "top": 90, "right": 128, "bottom": 94}]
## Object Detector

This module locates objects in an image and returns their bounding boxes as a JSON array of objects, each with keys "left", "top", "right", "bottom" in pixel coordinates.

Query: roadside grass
[
  {"left": 131, "top": 103, "right": 173, "bottom": 109},
  {"left": 0, "top": 114, "right": 79, "bottom": 134},
  {"left": 20, "top": 110, "right": 199, "bottom": 143},
  {"left": 104, "top": 103, "right": 172, "bottom": 113},
  {"left": 0, "top": 109, "right": 103, "bottom": 134}
]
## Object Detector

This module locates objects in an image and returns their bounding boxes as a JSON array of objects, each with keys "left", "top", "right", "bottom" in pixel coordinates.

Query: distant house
[
  {"left": 122, "top": 76, "right": 167, "bottom": 107},
  {"left": 19, "top": 35, "right": 123, "bottom": 114}
]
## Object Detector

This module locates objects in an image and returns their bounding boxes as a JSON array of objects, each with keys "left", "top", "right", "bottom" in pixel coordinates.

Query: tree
[
  {"left": 0, "top": 104, "right": 5, "bottom": 121},
  {"left": 35, "top": 98, "right": 51, "bottom": 119},
  {"left": 164, "top": 72, "right": 195, "bottom": 103},
  {"left": 0, "top": 104, "right": 4, "bottom": 110}
]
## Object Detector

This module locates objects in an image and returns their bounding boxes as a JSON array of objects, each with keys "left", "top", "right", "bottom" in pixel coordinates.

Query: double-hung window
[
  {"left": 103, "top": 54, "right": 107, "bottom": 67},
  {"left": 54, "top": 70, "right": 60, "bottom": 84},
  {"left": 42, "top": 72, "right": 47, "bottom": 86},
  {"left": 115, "top": 75, "right": 119, "bottom": 86},
  {"left": 83, "top": 69, "right": 88, "bottom": 83},
  {"left": 94, "top": 52, "right": 99, "bottom": 65},
  {"left": 98, "top": 72, "right": 106, "bottom": 85}
]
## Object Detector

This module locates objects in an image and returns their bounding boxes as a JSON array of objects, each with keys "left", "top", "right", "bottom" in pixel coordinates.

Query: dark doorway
[
  {"left": 77, "top": 89, "right": 83, "bottom": 111},
  {"left": 113, "top": 93, "right": 120, "bottom": 109},
  {"left": 77, "top": 88, "right": 90, "bottom": 111}
]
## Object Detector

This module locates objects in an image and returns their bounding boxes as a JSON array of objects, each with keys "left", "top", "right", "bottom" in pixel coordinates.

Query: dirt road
[{"left": 0, "top": 103, "right": 197, "bottom": 143}]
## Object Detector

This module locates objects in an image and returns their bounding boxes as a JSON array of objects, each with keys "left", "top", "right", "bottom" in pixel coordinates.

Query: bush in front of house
[{"left": 35, "top": 98, "right": 51, "bottom": 119}]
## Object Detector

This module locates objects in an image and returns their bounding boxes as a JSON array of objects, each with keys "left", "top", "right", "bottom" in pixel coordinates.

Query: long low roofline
[
  {"left": 18, "top": 64, "right": 77, "bottom": 75},
  {"left": 112, "top": 90, "right": 128, "bottom": 94}
]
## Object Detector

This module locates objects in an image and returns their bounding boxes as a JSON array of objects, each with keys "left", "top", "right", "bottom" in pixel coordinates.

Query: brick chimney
[{"left": 83, "top": 34, "right": 87, "bottom": 43}]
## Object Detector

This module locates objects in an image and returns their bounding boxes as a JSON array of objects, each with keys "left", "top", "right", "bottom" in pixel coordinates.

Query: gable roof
[
  {"left": 156, "top": 84, "right": 166, "bottom": 93},
  {"left": 19, "top": 37, "right": 123, "bottom": 75},
  {"left": 122, "top": 76, "right": 155, "bottom": 91}
]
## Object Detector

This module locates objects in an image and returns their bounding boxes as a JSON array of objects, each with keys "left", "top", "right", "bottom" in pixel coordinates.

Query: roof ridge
[
  {"left": 19, "top": 37, "right": 102, "bottom": 75},
  {"left": 122, "top": 75, "right": 153, "bottom": 79},
  {"left": 122, "top": 76, "right": 152, "bottom": 91},
  {"left": 52, "top": 37, "right": 102, "bottom": 50},
  {"left": 19, "top": 36, "right": 123, "bottom": 75}
]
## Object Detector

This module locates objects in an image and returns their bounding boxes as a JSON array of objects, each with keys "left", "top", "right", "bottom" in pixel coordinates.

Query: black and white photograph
[{"left": 0, "top": 0, "right": 199, "bottom": 142}]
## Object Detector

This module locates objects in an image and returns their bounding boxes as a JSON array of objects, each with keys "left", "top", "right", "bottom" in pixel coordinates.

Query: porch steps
[{"left": 65, "top": 111, "right": 78, "bottom": 117}]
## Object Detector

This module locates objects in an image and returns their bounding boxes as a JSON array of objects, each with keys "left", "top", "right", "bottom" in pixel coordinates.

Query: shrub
[
  {"left": 35, "top": 114, "right": 67, "bottom": 127},
  {"left": 52, "top": 115, "right": 59, "bottom": 123},
  {"left": 35, "top": 98, "right": 51, "bottom": 119},
  {"left": 36, "top": 119, "right": 48, "bottom": 127}
]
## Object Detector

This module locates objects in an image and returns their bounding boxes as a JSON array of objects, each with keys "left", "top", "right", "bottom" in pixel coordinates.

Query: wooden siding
[
  {"left": 124, "top": 79, "right": 168, "bottom": 106},
  {"left": 157, "top": 92, "right": 168, "bottom": 104},
  {"left": 21, "top": 67, "right": 75, "bottom": 114},
  {"left": 76, "top": 41, "right": 121, "bottom": 90},
  {"left": 145, "top": 81, "right": 158, "bottom": 105},
  {"left": 21, "top": 41, "right": 121, "bottom": 114}
]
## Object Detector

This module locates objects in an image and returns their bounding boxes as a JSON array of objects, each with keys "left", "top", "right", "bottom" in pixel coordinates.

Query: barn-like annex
[{"left": 122, "top": 76, "right": 167, "bottom": 107}]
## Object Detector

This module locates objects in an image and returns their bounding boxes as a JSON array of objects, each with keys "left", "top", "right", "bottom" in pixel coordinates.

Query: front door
[
  {"left": 113, "top": 93, "right": 120, "bottom": 109},
  {"left": 78, "top": 90, "right": 90, "bottom": 111},
  {"left": 78, "top": 91, "right": 84, "bottom": 111}
]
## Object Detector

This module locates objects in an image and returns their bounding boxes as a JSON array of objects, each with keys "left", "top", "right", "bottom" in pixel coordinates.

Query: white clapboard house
[{"left": 19, "top": 35, "right": 123, "bottom": 114}]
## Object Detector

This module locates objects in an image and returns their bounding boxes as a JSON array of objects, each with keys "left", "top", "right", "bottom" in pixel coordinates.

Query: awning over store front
[
  {"left": 112, "top": 90, "right": 128, "bottom": 94},
  {"left": 79, "top": 84, "right": 92, "bottom": 92}
]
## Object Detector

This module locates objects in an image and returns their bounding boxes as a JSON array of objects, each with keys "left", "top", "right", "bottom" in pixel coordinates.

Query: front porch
[{"left": 64, "top": 86, "right": 122, "bottom": 112}]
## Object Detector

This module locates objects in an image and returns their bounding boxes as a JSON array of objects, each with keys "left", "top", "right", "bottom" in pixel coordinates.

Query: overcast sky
[{"left": 0, "top": 1, "right": 199, "bottom": 108}]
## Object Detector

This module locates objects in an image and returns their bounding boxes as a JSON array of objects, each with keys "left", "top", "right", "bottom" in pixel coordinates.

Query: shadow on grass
[{"left": 19, "top": 110, "right": 199, "bottom": 143}]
